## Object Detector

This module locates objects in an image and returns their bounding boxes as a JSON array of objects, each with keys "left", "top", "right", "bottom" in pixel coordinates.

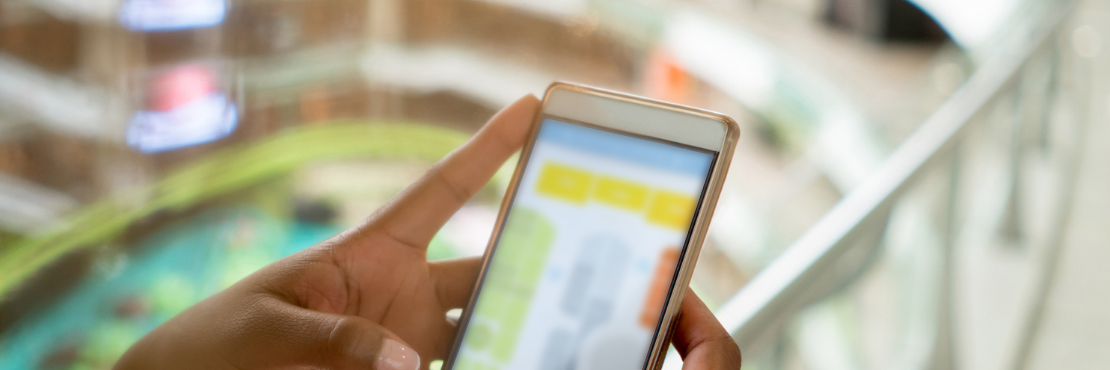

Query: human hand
[{"left": 115, "top": 94, "right": 541, "bottom": 370}]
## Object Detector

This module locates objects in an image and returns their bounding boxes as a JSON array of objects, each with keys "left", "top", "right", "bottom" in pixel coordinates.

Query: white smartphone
[{"left": 445, "top": 82, "right": 739, "bottom": 370}]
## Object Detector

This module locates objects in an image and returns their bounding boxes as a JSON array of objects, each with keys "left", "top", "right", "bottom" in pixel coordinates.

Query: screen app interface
[{"left": 454, "top": 118, "right": 715, "bottom": 370}]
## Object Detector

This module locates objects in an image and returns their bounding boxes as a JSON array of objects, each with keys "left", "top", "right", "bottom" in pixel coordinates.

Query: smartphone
[{"left": 445, "top": 83, "right": 739, "bottom": 370}]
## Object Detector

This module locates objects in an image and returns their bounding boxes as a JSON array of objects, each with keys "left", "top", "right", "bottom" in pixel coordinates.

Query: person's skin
[{"left": 115, "top": 95, "right": 742, "bottom": 370}]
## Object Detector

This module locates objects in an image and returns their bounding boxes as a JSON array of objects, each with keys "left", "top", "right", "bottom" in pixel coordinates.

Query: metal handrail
[{"left": 715, "top": 1, "right": 1076, "bottom": 351}]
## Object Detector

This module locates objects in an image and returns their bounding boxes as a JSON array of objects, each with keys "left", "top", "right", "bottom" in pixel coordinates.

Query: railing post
[
  {"left": 1006, "top": 26, "right": 1096, "bottom": 370},
  {"left": 927, "top": 143, "right": 962, "bottom": 370},
  {"left": 999, "top": 70, "right": 1029, "bottom": 245}
]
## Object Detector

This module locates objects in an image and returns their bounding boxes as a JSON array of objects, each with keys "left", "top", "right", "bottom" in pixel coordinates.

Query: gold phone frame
[{"left": 444, "top": 82, "right": 740, "bottom": 370}]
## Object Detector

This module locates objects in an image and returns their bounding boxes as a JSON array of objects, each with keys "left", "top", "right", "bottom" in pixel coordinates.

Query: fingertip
[
  {"left": 672, "top": 290, "right": 732, "bottom": 354},
  {"left": 516, "top": 93, "right": 541, "bottom": 107},
  {"left": 482, "top": 94, "right": 541, "bottom": 147},
  {"left": 681, "top": 290, "right": 713, "bottom": 318},
  {"left": 672, "top": 291, "right": 742, "bottom": 368},
  {"left": 377, "top": 338, "right": 421, "bottom": 370},
  {"left": 498, "top": 94, "right": 541, "bottom": 120}
]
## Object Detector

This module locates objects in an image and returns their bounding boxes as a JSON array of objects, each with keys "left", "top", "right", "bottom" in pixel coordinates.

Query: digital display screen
[
  {"left": 119, "top": 0, "right": 228, "bottom": 32},
  {"left": 453, "top": 119, "right": 716, "bottom": 370},
  {"left": 126, "top": 64, "right": 238, "bottom": 153}
]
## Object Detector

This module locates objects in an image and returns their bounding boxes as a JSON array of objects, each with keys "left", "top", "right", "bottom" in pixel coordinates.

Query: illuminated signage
[
  {"left": 126, "top": 64, "right": 238, "bottom": 153},
  {"left": 118, "top": 0, "right": 228, "bottom": 32}
]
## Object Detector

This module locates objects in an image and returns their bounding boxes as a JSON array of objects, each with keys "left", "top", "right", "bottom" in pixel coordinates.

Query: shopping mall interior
[{"left": 0, "top": 0, "right": 1107, "bottom": 369}]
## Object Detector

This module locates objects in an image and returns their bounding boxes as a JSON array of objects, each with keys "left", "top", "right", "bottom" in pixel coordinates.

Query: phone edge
[{"left": 442, "top": 81, "right": 741, "bottom": 370}]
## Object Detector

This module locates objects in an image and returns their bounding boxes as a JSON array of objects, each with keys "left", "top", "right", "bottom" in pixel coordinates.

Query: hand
[
  {"left": 115, "top": 94, "right": 540, "bottom": 370},
  {"left": 672, "top": 291, "right": 744, "bottom": 370},
  {"left": 115, "top": 93, "right": 742, "bottom": 370}
]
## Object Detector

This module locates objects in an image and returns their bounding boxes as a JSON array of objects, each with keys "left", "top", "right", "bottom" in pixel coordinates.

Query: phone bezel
[
  {"left": 542, "top": 86, "right": 729, "bottom": 151},
  {"left": 443, "top": 82, "right": 740, "bottom": 370}
]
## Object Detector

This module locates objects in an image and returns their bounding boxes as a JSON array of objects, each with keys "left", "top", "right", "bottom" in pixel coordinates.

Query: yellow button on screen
[
  {"left": 647, "top": 190, "right": 697, "bottom": 230},
  {"left": 594, "top": 176, "right": 649, "bottom": 211},
  {"left": 535, "top": 163, "right": 593, "bottom": 204}
]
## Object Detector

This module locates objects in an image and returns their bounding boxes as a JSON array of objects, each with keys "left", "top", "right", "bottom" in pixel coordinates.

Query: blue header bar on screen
[{"left": 537, "top": 118, "right": 715, "bottom": 177}]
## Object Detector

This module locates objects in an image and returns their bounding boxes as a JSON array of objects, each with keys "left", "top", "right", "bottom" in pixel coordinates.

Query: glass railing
[{"left": 713, "top": 0, "right": 1109, "bottom": 369}]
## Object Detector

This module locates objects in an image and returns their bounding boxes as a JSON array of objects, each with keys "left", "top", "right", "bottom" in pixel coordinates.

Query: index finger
[
  {"left": 672, "top": 291, "right": 743, "bottom": 369},
  {"left": 364, "top": 94, "right": 540, "bottom": 250}
]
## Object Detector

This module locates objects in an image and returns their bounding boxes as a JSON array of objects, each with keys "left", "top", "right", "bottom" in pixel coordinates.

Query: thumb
[
  {"left": 315, "top": 315, "right": 422, "bottom": 370},
  {"left": 247, "top": 298, "right": 422, "bottom": 370}
]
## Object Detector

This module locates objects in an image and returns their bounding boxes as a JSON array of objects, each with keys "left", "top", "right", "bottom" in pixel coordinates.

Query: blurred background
[{"left": 0, "top": 0, "right": 1106, "bottom": 369}]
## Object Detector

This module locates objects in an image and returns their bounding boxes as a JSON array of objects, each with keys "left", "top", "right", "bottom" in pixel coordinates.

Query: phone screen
[{"left": 452, "top": 118, "right": 717, "bottom": 370}]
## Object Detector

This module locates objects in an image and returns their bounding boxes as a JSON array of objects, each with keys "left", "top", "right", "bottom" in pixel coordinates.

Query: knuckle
[{"left": 325, "top": 317, "right": 365, "bottom": 360}]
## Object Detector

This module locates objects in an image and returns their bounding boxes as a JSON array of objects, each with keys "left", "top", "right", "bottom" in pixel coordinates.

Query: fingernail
[{"left": 377, "top": 338, "right": 421, "bottom": 370}]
